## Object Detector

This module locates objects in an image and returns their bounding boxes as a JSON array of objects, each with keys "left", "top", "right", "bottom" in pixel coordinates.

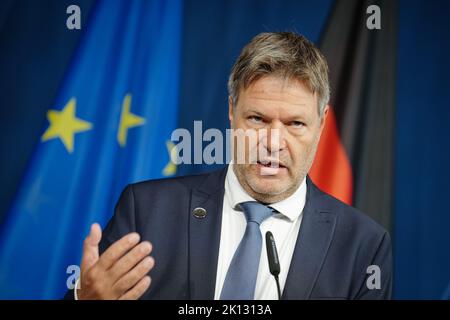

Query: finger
[
  {"left": 97, "top": 232, "right": 140, "bottom": 270},
  {"left": 118, "top": 276, "right": 151, "bottom": 300},
  {"left": 109, "top": 241, "right": 152, "bottom": 281},
  {"left": 113, "top": 256, "right": 155, "bottom": 295},
  {"left": 81, "top": 223, "right": 102, "bottom": 271}
]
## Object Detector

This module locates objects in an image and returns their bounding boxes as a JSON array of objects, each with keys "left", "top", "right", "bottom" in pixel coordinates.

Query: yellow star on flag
[
  {"left": 41, "top": 98, "right": 93, "bottom": 153},
  {"left": 162, "top": 140, "right": 178, "bottom": 176},
  {"left": 117, "top": 94, "right": 146, "bottom": 147}
]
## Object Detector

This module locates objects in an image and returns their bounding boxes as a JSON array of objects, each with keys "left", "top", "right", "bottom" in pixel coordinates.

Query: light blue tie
[{"left": 220, "top": 201, "right": 274, "bottom": 300}]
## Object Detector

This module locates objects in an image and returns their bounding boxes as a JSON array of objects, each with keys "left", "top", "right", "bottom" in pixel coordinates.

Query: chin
[{"left": 247, "top": 178, "right": 291, "bottom": 196}]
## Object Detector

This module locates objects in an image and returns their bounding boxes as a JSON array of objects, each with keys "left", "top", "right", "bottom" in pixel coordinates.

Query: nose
[{"left": 261, "top": 121, "right": 287, "bottom": 153}]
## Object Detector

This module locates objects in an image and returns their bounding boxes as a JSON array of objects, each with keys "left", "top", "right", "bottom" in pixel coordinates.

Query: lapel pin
[{"left": 192, "top": 207, "right": 207, "bottom": 219}]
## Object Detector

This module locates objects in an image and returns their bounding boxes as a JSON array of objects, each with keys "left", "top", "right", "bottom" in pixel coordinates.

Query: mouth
[
  {"left": 256, "top": 159, "right": 287, "bottom": 176},
  {"left": 257, "top": 159, "right": 286, "bottom": 168}
]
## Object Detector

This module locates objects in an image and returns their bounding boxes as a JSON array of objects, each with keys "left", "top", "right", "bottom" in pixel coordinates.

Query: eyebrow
[
  {"left": 245, "top": 109, "right": 309, "bottom": 121},
  {"left": 245, "top": 110, "right": 265, "bottom": 116}
]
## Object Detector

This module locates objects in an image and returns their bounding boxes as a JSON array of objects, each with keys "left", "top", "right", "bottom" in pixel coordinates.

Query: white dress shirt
[{"left": 214, "top": 164, "right": 307, "bottom": 300}]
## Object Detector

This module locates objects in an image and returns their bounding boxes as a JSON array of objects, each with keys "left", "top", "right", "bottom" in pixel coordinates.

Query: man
[{"left": 66, "top": 32, "right": 392, "bottom": 300}]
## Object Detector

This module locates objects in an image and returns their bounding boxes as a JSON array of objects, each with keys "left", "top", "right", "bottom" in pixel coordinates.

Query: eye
[
  {"left": 248, "top": 115, "right": 264, "bottom": 123},
  {"left": 290, "top": 121, "right": 305, "bottom": 128}
]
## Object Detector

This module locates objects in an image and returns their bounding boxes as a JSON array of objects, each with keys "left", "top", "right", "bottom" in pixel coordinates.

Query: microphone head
[{"left": 265, "top": 231, "right": 280, "bottom": 276}]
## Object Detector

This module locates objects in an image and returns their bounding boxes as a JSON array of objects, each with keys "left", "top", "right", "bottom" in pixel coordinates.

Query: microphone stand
[{"left": 265, "top": 231, "right": 281, "bottom": 300}]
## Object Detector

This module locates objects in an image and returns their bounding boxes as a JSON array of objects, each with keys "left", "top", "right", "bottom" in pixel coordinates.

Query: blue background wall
[
  {"left": 0, "top": 0, "right": 449, "bottom": 299},
  {"left": 394, "top": 0, "right": 450, "bottom": 299}
]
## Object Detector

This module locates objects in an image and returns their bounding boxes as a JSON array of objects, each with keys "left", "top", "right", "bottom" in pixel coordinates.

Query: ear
[
  {"left": 228, "top": 96, "right": 234, "bottom": 127},
  {"left": 319, "top": 105, "right": 329, "bottom": 132}
]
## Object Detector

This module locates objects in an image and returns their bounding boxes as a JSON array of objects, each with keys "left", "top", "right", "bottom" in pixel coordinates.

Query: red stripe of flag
[{"left": 309, "top": 106, "right": 353, "bottom": 205}]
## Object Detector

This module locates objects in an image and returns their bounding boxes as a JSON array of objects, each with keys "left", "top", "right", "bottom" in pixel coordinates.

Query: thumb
[{"left": 81, "top": 223, "right": 102, "bottom": 272}]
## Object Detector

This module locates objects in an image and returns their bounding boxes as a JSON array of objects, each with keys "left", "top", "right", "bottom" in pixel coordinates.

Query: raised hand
[{"left": 77, "top": 223, "right": 155, "bottom": 300}]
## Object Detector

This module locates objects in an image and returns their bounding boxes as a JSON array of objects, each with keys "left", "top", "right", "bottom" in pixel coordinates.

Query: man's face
[{"left": 229, "top": 75, "right": 328, "bottom": 203}]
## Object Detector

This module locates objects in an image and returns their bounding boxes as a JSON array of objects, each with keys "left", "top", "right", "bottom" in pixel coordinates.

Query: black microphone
[{"left": 265, "top": 231, "right": 281, "bottom": 300}]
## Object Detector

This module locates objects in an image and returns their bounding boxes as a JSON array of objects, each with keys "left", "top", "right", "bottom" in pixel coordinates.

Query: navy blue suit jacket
[{"left": 65, "top": 168, "right": 392, "bottom": 299}]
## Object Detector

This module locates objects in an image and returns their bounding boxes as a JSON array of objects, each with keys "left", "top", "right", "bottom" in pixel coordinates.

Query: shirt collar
[{"left": 225, "top": 163, "right": 307, "bottom": 222}]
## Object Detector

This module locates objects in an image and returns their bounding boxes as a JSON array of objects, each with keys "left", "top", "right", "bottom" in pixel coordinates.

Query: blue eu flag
[{"left": 0, "top": 0, "right": 182, "bottom": 299}]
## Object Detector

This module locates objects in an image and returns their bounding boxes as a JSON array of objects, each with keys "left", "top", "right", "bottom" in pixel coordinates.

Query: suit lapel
[
  {"left": 188, "top": 168, "right": 228, "bottom": 299},
  {"left": 282, "top": 176, "right": 337, "bottom": 300}
]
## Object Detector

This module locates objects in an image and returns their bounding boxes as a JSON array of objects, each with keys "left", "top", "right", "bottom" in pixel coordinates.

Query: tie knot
[{"left": 238, "top": 201, "right": 274, "bottom": 225}]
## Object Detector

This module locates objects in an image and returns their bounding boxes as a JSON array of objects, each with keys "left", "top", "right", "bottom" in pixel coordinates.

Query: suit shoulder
[{"left": 315, "top": 187, "right": 389, "bottom": 239}]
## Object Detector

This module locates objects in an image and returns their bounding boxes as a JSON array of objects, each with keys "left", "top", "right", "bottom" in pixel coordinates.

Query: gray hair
[{"left": 227, "top": 32, "right": 330, "bottom": 117}]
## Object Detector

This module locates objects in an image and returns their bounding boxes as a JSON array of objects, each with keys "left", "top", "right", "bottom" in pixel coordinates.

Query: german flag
[{"left": 309, "top": 0, "right": 397, "bottom": 233}]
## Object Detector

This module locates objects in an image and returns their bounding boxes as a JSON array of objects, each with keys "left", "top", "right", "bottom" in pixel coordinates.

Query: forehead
[{"left": 238, "top": 76, "right": 317, "bottom": 116}]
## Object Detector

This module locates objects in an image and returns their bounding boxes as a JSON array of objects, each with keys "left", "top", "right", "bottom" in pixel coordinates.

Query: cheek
[{"left": 289, "top": 136, "right": 314, "bottom": 162}]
